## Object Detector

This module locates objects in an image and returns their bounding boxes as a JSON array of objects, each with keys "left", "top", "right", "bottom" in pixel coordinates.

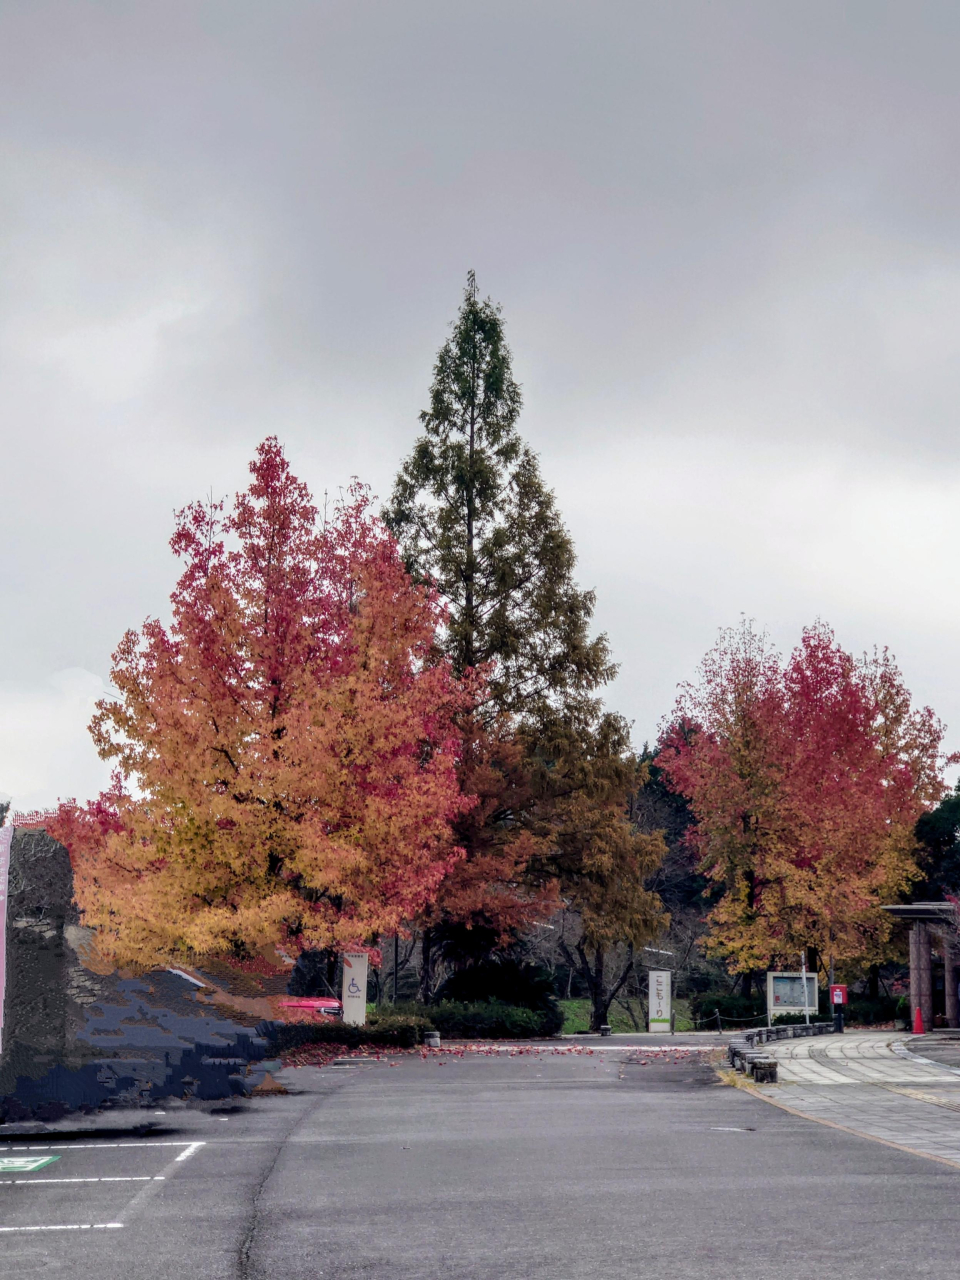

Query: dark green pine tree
[
  {"left": 386, "top": 274, "right": 665, "bottom": 1008},
  {"left": 385, "top": 271, "right": 614, "bottom": 722}
]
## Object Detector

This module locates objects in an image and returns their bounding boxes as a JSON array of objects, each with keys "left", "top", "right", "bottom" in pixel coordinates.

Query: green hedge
[
  {"left": 426, "top": 1000, "right": 559, "bottom": 1039},
  {"left": 266, "top": 1000, "right": 562, "bottom": 1051}
]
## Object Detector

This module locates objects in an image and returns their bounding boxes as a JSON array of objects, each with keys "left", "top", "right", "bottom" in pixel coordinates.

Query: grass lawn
[{"left": 559, "top": 997, "right": 695, "bottom": 1033}]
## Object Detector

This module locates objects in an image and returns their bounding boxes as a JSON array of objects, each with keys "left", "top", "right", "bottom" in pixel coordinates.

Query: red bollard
[{"left": 913, "top": 1006, "right": 925, "bottom": 1035}]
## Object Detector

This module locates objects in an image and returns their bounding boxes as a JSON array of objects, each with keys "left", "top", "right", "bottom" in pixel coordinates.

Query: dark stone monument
[{"left": 0, "top": 827, "right": 275, "bottom": 1122}]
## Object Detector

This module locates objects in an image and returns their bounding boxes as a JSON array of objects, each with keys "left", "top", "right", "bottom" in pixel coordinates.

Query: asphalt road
[{"left": 3, "top": 1044, "right": 960, "bottom": 1280}]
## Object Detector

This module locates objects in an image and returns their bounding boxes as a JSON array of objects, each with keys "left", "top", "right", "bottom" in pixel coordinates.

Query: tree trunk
[
  {"left": 562, "top": 939, "right": 635, "bottom": 1034},
  {"left": 463, "top": 395, "right": 476, "bottom": 670},
  {"left": 325, "top": 949, "right": 339, "bottom": 997},
  {"left": 615, "top": 994, "right": 642, "bottom": 1031},
  {"left": 589, "top": 945, "right": 607, "bottom": 1032},
  {"left": 417, "top": 928, "right": 435, "bottom": 1004},
  {"left": 868, "top": 964, "right": 880, "bottom": 1002}
]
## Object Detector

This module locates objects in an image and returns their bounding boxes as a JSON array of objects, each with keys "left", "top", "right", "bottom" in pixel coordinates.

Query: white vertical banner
[
  {"left": 648, "top": 969, "right": 671, "bottom": 1031},
  {"left": 0, "top": 826, "right": 11, "bottom": 1057},
  {"left": 341, "top": 952, "right": 368, "bottom": 1026}
]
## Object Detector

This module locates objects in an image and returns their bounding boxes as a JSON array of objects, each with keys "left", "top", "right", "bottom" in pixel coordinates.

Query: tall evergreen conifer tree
[
  {"left": 387, "top": 276, "right": 665, "bottom": 1008},
  {"left": 385, "top": 271, "right": 613, "bottom": 722}
]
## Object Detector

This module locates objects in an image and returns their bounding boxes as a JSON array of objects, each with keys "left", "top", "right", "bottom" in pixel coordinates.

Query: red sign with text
[{"left": 829, "top": 984, "right": 847, "bottom": 1005}]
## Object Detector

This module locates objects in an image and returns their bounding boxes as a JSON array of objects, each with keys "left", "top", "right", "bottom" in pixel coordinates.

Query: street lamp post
[{"left": 800, "top": 951, "right": 811, "bottom": 1027}]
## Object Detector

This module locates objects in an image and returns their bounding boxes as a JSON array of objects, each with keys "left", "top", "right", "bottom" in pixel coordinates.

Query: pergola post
[
  {"left": 910, "top": 923, "right": 921, "bottom": 1026},
  {"left": 944, "top": 935, "right": 959, "bottom": 1030},
  {"left": 882, "top": 902, "right": 960, "bottom": 1033},
  {"left": 919, "top": 922, "right": 934, "bottom": 1033}
]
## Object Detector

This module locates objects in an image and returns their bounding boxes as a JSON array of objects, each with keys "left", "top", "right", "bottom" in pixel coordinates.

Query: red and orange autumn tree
[
  {"left": 413, "top": 718, "right": 561, "bottom": 996},
  {"left": 659, "top": 620, "right": 951, "bottom": 974},
  {"left": 48, "top": 439, "right": 477, "bottom": 970}
]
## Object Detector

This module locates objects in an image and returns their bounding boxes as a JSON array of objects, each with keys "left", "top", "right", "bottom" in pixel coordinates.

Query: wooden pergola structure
[{"left": 882, "top": 902, "right": 959, "bottom": 1031}]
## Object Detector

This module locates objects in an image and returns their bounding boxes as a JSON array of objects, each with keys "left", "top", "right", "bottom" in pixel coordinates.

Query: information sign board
[
  {"left": 766, "top": 970, "right": 818, "bottom": 1015},
  {"left": 648, "top": 969, "right": 671, "bottom": 1030}
]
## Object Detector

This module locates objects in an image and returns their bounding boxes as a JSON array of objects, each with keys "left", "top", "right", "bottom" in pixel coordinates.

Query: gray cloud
[{"left": 3, "top": 1, "right": 960, "bottom": 807}]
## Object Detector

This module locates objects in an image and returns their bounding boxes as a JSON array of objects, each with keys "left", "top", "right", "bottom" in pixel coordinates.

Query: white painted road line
[
  {"left": 174, "top": 1142, "right": 204, "bottom": 1162},
  {"left": 0, "top": 1222, "right": 124, "bottom": 1233},
  {"left": 0, "top": 1141, "right": 204, "bottom": 1152},
  {"left": 0, "top": 1176, "right": 166, "bottom": 1185}
]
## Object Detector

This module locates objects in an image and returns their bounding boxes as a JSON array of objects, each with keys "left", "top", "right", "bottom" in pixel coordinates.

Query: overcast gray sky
[{"left": 3, "top": 1, "right": 960, "bottom": 811}]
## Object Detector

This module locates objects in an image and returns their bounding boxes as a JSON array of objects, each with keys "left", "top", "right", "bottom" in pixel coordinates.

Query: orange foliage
[
  {"left": 659, "top": 621, "right": 953, "bottom": 971},
  {"left": 48, "top": 440, "right": 478, "bottom": 969}
]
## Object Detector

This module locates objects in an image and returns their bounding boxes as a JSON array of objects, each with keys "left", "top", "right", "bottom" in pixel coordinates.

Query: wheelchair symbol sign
[{"left": 341, "top": 952, "right": 369, "bottom": 1026}]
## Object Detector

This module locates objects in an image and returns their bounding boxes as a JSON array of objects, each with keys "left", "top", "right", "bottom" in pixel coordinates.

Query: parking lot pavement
[
  {"left": 0, "top": 1071, "right": 344, "bottom": 1280},
  {"left": 247, "top": 1047, "right": 960, "bottom": 1280},
  {"left": 5, "top": 1044, "right": 960, "bottom": 1280},
  {"left": 0, "top": 1135, "right": 205, "bottom": 1234}
]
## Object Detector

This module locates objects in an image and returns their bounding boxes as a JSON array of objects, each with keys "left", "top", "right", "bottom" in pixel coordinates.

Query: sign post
[
  {"left": 800, "top": 952, "right": 810, "bottom": 1025},
  {"left": 648, "top": 969, "right": 671, "bottom": 1033},
  {"left": 830, "top": 983, "right": 847, "bottom": 1034},
  {"left": 341, "top": 952, "right": 368, "bottom": 1026}
]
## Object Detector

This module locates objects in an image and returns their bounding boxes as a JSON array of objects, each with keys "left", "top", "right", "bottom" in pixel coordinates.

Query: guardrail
[{"left": 727, "top": 1021, "right": 837, "bottom": 1084}]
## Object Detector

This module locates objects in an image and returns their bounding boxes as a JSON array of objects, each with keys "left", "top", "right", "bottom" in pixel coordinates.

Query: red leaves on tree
[
  {"left": 49, "top": 439, "right": 479, "bottom": 968},
  {"left": 425, "top": 717, "right": 560, "bottom": 939},
  {"left": 659, "top": 620, "right": 953, "bottom": 970}
]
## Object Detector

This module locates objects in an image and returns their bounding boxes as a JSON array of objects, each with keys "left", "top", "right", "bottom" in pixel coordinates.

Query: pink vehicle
[{"left": 277, "top": 996, "right": 343, "bottom": 1021}]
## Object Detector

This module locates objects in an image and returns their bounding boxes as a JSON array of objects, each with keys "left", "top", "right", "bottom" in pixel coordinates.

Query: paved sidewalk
[
  {"left": 753, "top": 1031, "right": 960, "bottom": 1166},
  {"left": 771, "top": 1030, "right": 960, "bottom": 1085}
]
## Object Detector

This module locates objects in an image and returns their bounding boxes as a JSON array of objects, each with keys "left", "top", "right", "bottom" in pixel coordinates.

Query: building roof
[{"left": 881, "top": 902, "right": 958, "bottom": 922}]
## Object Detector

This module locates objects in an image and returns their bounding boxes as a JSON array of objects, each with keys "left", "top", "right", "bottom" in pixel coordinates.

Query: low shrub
[
  {"left": 845, "top": 997, "right": 899, "bottom": 1026},
  {"left": 268, "top": 998, "right": 564, "bottom": 1046},
  {"left": 262, "top": 1012, "right": 429, "bottom": 1054},
  {"left": 427, "top": 1000, "right": 559, "bottom": 1039},
  {"left": 772, "top": 1010, "right": 827, "bottom": 1025},
  {"left": 435, "top": 959, "right": 564, "bottom": 1033}
]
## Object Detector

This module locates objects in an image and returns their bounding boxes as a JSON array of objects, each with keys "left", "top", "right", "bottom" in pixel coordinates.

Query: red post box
[{"left": 829, "top": 984, "right": 847, "bottom": 1005}]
